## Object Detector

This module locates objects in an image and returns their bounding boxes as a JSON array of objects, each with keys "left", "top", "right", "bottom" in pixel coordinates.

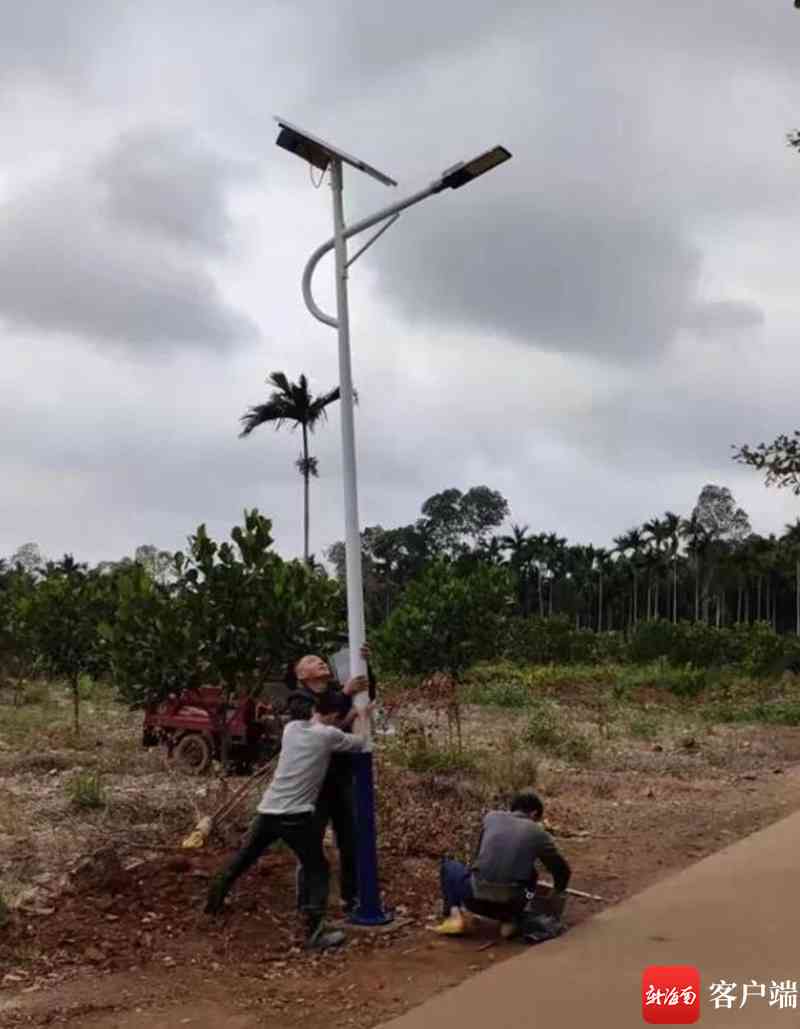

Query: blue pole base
[{"left": 351, "top": 750, "right": 393, "bottom": 927}]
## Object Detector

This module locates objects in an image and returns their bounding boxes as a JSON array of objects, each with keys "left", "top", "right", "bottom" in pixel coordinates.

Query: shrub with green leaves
[
  {"left": 67, "top": 770, "right": 105, "bottom": 810},
  {"left": 105, "top": 510, "right": 341, "bottom": 706},
  {"left": 13, "top": 563, "right": 114, "bottom": 732},
  {"left": 374, "top": 561, "right": 512, "bottom": 676},
  {"left": 627, "top": 620, "right": 795, "bottom": 675}
]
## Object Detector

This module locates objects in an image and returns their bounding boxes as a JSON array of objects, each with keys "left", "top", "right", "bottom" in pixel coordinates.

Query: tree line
[
  {"left": 326, "top": 483, "right": 800, "bottom": 637},
  {"left": 5, "top": 401, "right": 800, "bottom": 708}
]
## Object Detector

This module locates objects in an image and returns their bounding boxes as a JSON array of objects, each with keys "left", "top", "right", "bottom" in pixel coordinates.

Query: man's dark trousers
[
  {"left": 218, "top": 811, "right": 330, "bottom": 927},
  {"left": 297, "top": 757, "right": 357, "bottom": 911}
]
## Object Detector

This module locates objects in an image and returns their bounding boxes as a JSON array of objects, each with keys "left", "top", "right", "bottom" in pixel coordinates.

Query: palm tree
[
  {"left": 594, "top": 547, "right": 614, "bottom": 632},
  {"left": 680, "top": 514, "right": 707, "bottom": 622},
  {"left": 614, "top": 528, "right": 644, "bottom": 627},
  {"left": 661, "top": 511, "right": 682, "bottom": 623},
  {"left": 541, "top": 533, "right": 567, "bottom": 617},
  {"left": 642, "top": 519, "right": 665, "bottom": 619},
  {"left": 500, "top": 524, "right": 532, "bottom": 615},
  {"left": 566, "top": 544, "right": 597, "bottom": 629},
  {"left": 239, "top": 372, "right": 340, "bottom": 564}
]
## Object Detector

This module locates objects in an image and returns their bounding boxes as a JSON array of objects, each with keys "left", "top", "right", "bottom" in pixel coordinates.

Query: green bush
[
  {"left": 749, "top": 700, "right": 800, "bottom": 725},
  {"left": 591, "top": 631, "right": 629, "bottom": 664},
  {"left": 627, "top": 620, "right": 795, "bottom": 675},
  {"left": 618, "top": 662, "right": 707, "bottom": 697},
  {"left": 504, "top": 617, "right": 628, "bottom": 666},
  {"left": 374, "top": 561, "right": 512, "bottom": 676},
  {"left": 504, "top": 616, "right": 590, "bottom": 664},
  {"left": 0, "top": 892, "right": 9, "bottom": 929},
  {"left": 66, "top": 770, "right": 105, "bottom": 810}
]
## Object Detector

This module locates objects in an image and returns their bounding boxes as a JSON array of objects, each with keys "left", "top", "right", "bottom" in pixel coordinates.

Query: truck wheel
[{"left": 172, "top": 733, "right": 212, "bottom": 775}]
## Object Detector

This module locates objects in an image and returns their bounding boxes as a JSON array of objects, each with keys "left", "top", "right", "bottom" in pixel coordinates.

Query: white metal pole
[{"left": 330, "top": 159, "right": 369, "bottom": 708}]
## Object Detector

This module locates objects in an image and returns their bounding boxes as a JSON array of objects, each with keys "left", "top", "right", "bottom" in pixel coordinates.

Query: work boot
[
  {"left": 305, "top": 918, "right": 346, "bottom": 951},
  {"left": 204, "top": 873, "right": 230, "bottom": 916}
]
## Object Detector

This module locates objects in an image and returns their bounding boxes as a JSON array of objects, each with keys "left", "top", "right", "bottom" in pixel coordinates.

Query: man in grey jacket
[
  {"left": 204, "top": 689, "right": 370, "bottom": 950},
  {"left": 435, "top": 790, "right": 570, "bottom": 937}
]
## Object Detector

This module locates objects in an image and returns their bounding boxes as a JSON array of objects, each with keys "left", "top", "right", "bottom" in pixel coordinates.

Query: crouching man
[
  {"left": 204, "top": 690, "right": 370, "bottom": 950},
  {"left": 435, "top": 790, "right": 570, "bottom": 938}
]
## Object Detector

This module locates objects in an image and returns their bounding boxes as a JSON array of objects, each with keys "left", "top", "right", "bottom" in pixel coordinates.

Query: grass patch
[
  {"left": 478, "top": 737, "right": 540, "bottom": 796},
  {"left": 616, "top": 662, "right": 708, "bottom": 697},
  {"left": 386, "top": 726, "right": 479, "bottom": 775},
  {"left": 627, "top": 711, "right": 661, "bottom": 740},
  {"left": 697, "top": 673, "right": 800, "bottom": 725},
  {"left": 704, "top": 698, "right": 800, "bottom": 726},
  {"left": 523, "top": 697, "right": 594, "bottom": 763},
  {"left": 0, "top": 787, "right": 26, "bottom": 836},
  {"left": 66, "top": 770, "right": 106, "bottom": 810},
  {"left": 401, "top": 742, "right": 478, "bottom": 776},
  {"left": 462, "top": 680, "right": 533, "bottom": 708}
]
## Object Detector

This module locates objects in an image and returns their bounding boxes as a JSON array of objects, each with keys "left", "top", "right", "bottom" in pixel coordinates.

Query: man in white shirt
[{"left": 204, "top": 690, "right": 369, "bottom": 950}]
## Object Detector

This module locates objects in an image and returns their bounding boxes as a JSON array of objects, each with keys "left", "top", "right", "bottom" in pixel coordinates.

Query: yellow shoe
[{"left": 434, "top": 912, "right": 467, "bottom": 935}]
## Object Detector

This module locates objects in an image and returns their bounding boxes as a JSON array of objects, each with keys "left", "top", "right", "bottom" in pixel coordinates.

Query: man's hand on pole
[{"left": 343, "top": 674, "right": 369, "bottom": 697}]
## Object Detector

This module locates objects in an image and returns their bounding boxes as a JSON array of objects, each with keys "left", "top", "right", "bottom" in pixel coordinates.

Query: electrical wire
[{"left": 309, "top": 164, "right": 325, "bottom": 189}]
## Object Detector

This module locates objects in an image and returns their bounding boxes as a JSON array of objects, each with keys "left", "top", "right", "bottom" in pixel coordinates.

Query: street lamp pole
[
  {"left": 329, "top": 157, "right": 366, "bottom": 687},
  {"left": 275, "top": 117, "right": 511, "bottom": 926}
]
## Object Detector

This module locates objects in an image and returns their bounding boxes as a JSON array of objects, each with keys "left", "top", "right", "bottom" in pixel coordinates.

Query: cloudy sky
[{"left": 2, "top": 0, "right": 800, "bottom": 567}]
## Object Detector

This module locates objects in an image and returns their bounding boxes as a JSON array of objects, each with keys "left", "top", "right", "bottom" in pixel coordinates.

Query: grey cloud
[
  {"left": 0, "top": 165, "right": 258, "bottom": 350},
  {"left": 0, "top": 1, "right": 118, "bottom": 86},
  {"left": 554, "top": 342, "right": 786, "bottom": 481},
  {"left": 3, "top": 0, "right": 800, "bottom": 568},
  {"left": 684, "top": 300, "right": 765, "bottom": 336},
  {"left": 371, "top": 198, "right": 701, "bottom": 360},
  {"left": 96, "top": 127, "right": 254, "bottom": 254}
]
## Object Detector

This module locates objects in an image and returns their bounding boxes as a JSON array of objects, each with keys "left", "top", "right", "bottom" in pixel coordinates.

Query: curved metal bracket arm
[{"left": 302, "top": 180, "right": 443, "bottom": 328}]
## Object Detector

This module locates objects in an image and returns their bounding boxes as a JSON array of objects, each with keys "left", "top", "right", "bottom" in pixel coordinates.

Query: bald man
[{"left": 291, "top": 648, "right": 373, "bottom": 917}]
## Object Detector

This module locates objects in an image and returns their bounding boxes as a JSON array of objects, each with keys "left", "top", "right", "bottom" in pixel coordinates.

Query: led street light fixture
[{"left": 439, "top": 146, "right": 512, "bottom": 189}]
